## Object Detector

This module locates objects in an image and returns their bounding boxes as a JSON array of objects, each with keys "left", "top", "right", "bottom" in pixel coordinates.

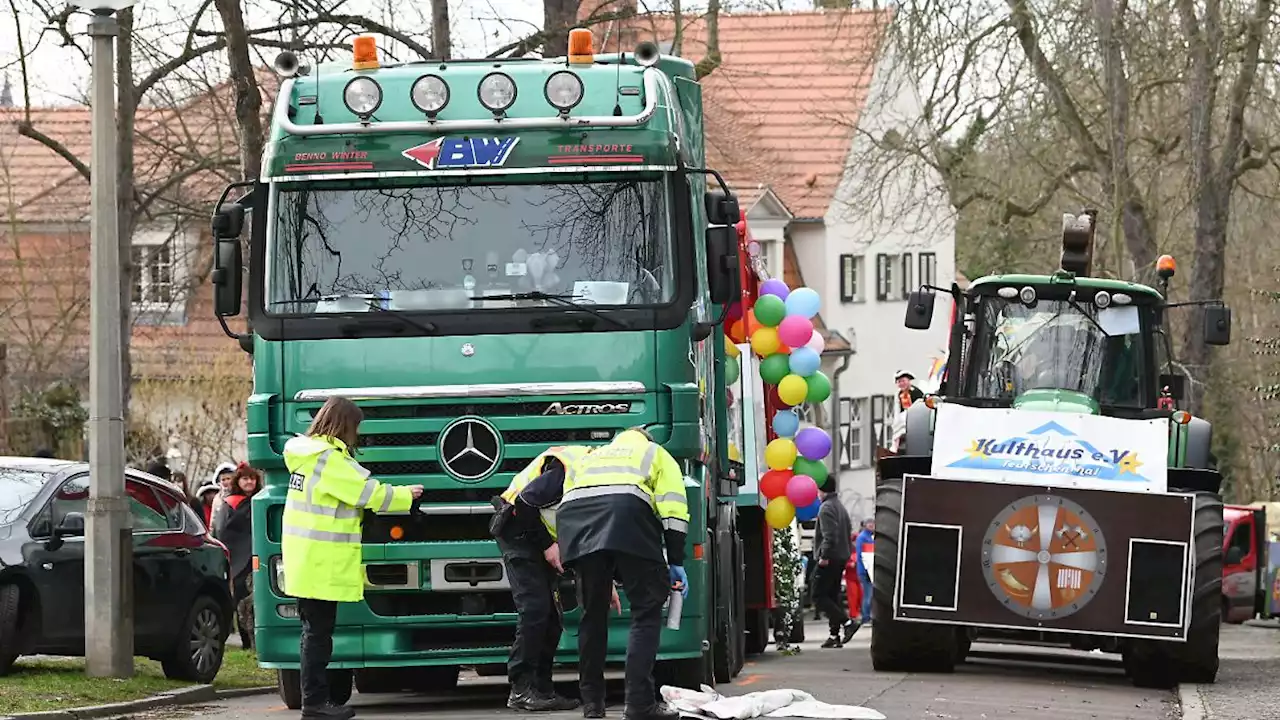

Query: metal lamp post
[{"left": 70, "top": 0, "right": 136, "bottom": 678}]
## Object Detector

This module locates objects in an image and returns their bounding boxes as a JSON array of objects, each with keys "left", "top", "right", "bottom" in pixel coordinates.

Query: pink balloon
[
  {"left": 777, "top": 315, "right": 815, "bottom": 348},
  {"left": 804, "top": 330, "right": 825, "bottom": 354},
  {"left": 785, "top": 474, "right": 819, "bottom": 508}
]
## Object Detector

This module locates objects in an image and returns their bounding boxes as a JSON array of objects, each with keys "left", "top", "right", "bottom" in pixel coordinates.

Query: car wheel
[
  {"left": 0, "top": 583, "right": 21, "bottom": 675},
  {"left": 161, "top": 594, "right": 227, "bottom": 683}
]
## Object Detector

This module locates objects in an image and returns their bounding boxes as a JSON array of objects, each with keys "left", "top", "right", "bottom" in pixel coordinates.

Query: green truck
[
  {"left": 208, "top": 30, "right": 773, "bottom": 708},
  {"left": 874, "top": 211, "right": 1232, "bottom": 689}
]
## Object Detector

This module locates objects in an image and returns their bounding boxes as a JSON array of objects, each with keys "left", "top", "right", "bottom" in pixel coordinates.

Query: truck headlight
[
  {"left": 411, "top": 74, "right": 450, "bottom": 114},
  {"left": 343, "top": 77, "right": 383, "bottom": 117},
  {"left": 269, "top": 555, "right": 287, "bottom": 596},
  {"left": 478, "top": 72, "right": 517, "bottom": 113},
  {"left": 544, "top": 71, "right": 583, "bottom": 112}
]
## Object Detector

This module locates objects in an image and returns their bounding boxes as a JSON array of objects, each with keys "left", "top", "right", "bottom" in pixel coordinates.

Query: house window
[
  {"left": 131, "top": 243, "right": 174, "bottom": 306},
  {"left": 919, "top": 252, "right": 937, "bottom": 288},
  {"left": 875, "top": 254, "right": 896, "bottom": 301},
  {"left": 838, "top": 397, "right": 868, "bottom": 469},
  {"left": 131, "top": 226, "right": 188, "bottom": 325},
  {"left": 839, "top": 255, "right": 863, "bottom": 303},
  {"left": 900, "top": 253, "right": 913, "bottom": 299}
]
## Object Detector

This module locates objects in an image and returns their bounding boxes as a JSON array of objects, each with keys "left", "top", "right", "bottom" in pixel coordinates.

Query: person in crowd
[
  {"left": 895, "top": 371, "right": 924, "bottom": 411},
  {"left": 853, "top": 519, "right": 875, "bottom": 625},
  {"left": 207, "top": 462, "right": 238, "bottom": 538},
  {"left": 193, "top": 480, "right": 221, "bottom": 529},
  {"left": 172, "top": 470, "right": 189, "bottom": 497},
  {"left": 844, "top": 535, "right": 862, "bottom": 626},
  {"left": 557, "top": 427, "right": 688, "bottom": 720},
  {"left": 814, "top": 488, "right": 857, "bottom": 648},
  {"left": 492, "top": 445, "right": 616, "bottom": 712},
  {"left": 32, "top": 448, "right": 55, "bottom": 458},
  {"left": 217, "top": 462, "right": 261, "bottom": 650},
  {"left": 282, "top": 396, "right": 422, "bottom": 720},
  {"left": 146, "top": 459, "right": 173, "bottom": 484}
]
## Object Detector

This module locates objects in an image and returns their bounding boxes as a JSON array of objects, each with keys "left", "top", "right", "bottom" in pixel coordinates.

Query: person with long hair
[
  {"left": 282, "top": 397, "right": 423, "bottom": 720},
  {"left": 217, "top": 462, "right": 262, "bottom": 650}
]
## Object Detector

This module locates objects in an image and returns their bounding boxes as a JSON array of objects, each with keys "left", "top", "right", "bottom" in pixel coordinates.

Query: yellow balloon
[
  {"left": 751, "top": 327, "right": 781, "bottom": 357},
  {"left": 765, "top": 496, "right": 796, "bottom": 530},
  {"left": 765, "top": 437, "right": 798, "bottom": 470},
  {"left": 777, "top": 374, "right": 808, "bottom": 406},
  {"left": 724, "top": 335, "right": 741, "bottom": 358}
]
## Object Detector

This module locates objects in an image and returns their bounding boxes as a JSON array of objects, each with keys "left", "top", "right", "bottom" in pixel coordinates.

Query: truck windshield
[
  {"left": 970, "top": 296, "right": 1146, "bottom": 407},
  {"left": 266, "top": 176, "right": 675, "bottom": 314}
]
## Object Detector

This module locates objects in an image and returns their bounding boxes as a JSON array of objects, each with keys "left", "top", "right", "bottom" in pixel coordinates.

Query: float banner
[{"left": 930, "top": 405, "right": 1168, "bottom": 493}]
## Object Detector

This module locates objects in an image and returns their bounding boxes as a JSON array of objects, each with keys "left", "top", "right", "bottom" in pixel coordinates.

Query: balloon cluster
[{"left": 725, "top": 278, "right": 834, "bottom": 531}]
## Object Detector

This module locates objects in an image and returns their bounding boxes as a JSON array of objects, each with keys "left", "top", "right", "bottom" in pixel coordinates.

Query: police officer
[
  {"left": 557, "top": 427, "right": 689, "bottom": 720},
  {"left": 282, "top": 397, "right": 423, "bottom": 720},
  {"left": 493, "top": 445, "right": 599, "bottom": 712}
]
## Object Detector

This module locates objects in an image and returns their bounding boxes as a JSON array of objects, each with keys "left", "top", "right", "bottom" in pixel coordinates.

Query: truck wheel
[
  {"left": 278, "top": 670, "right": 303, "bottom": 709},
  {"left": 1126, "top": 491, "right": 1223, "bottom": 688},
  {"left": 656, "top": 651, "right": 714, "bottom": 690},
  {"left": 0, "top": 583, "right": 22, "bottom": 676},
  {"left": 744, "top": 608, "right": 769, "bottom": 656},
  {"left": 869, "top": 479, "right": 957, "bottom": 673},
  {"left": 355, "top": 668, "right": 402, "bottom": 694}
]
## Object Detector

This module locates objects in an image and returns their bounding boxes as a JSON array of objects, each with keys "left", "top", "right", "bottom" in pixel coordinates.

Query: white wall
[{"left": 789, "top": 42, "right": 957, "bottom": 518}]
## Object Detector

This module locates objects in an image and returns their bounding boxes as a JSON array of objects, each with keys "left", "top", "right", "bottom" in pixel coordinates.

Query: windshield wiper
[
  {"left": 276, "top": 294, "right": 438, "bottom": 335},
  {"left": 1066, "top": 292, "right": 1111, "bottom": 338},
  {"left": 473, "top": 291, "right": 629, "bottom": 330}
]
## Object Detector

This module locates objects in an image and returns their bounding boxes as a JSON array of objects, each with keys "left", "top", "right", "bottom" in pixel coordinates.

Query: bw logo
[{"left": 288, "top": 473, "right": 305, "bottom": 492}]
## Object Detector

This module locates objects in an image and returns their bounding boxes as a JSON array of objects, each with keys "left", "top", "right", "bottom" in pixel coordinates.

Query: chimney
[{"left": 0, "top": 74, "right": 13, "bottom": 108}]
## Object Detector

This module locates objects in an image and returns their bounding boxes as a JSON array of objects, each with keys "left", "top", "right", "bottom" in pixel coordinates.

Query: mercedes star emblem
[
  {"left": 461, "top": 343, "right": 475, "bottom": 357},
  {"left": 438, "top": 417, "right": 502, "bottom": 482}
]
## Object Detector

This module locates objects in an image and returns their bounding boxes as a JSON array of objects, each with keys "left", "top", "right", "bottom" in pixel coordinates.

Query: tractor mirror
[
  {"left": 211, "top": 202, "right": 245, "bottom": 239},
  {"left": 705, "top": 191, "right": 740, "bottom": 226},
  {"left": 1204, "top": 305, "right": 1231, "bottom": 346},
  {"left": 904, "top": 290, "right": 936, "bottom": 330},
  {"left": 1159, "top": 373, "right": 1185, "bottom": 400}
]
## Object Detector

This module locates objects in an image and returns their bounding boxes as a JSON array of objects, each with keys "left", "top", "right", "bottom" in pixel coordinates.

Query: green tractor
[{"left": 872, "top": 210, "right": 1232, "bottom": 689}]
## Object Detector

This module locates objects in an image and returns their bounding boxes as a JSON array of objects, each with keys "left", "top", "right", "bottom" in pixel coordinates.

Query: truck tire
[
  {"left": 1126, "top": 491, "right": 1222, "bottom": 688},
  {"left": 656, "top": 651, "right": 714, "bottom": 690},
  {"left": 0, "top": 583, "right": 22, "bottom": 676},
  {"left": 869, "top": 479, "right": 958, "bottom": 673},
  {"left": 744, "top": 608, "right": 769, "bottom": 656},
  {"left": 278, "top": 670, "right": 303, "bottom": 709}
]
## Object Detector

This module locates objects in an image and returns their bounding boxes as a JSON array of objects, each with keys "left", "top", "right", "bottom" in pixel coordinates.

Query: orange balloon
[
  {"left": 746, "top": 309, "right": 763, "bottom": 337},
  {"left": 728, "top": 319, "right": 746, "bottom": 344},
  {"left": 776, "top": 343, "right": 792, "bottom": 355}
]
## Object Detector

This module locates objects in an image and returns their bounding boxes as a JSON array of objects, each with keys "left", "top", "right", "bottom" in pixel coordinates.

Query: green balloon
[
  {"left": 760, "top": 353, "right": 791, "bottom": 385},
  {"left": 793, "top": 457, "right": 828, "bottom": 485},
  {"left": 753, "top": 295, "right": 786, "bottom": 327},
  {"left": 725, "top": 355, "right": 740, "bottom": 385},
  {"left": 806, "top": 371, "right": 832, "bottom": 403}
]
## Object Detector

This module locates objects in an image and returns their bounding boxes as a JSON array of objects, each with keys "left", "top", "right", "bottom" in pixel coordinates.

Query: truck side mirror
[
  {"left": 212, "top": 233, "right": 244, "bottom": 318},
  {"left": 705, "top": 191, "right": 740, "bottom": 227},
  {"left": 705, "top": 226, "right": 741, "bottom": 305},
  {"left": 1159, "top": 373, "right": 1185, "bottom": 400},
  {"left": 1204, "top": 305, "right": 1231, "bottom": 346},
  {"left": 905, "top": 290, "right": 936, "bottom": 330},
  {"left": 211, "top": 202, "right": 245, "bottom": 239}
]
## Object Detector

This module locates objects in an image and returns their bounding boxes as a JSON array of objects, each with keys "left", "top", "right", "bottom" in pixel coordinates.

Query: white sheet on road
[{"left": 660, "top": 685, "right": 886, "bottom": 720}]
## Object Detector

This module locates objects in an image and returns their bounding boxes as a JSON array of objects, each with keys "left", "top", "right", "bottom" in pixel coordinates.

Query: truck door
[
  {"left": 1253, "top": 507, "right": 1268, "bottom": 617},
  {"left": 1223, "top": 511, "right": 1257, "bottom": 623}
]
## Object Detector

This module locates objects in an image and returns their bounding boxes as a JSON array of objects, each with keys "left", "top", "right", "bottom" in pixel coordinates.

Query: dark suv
[{"left": 0, "top": 457, "right": 233, "bottom": 682}]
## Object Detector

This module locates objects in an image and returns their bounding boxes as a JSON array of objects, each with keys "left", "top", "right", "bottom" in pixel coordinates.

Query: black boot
[
  {"left": 582, "top": 698, "right": 606, "bottom": 718},
  {"left": 513, "top": 692, "right": 582, "bottom": 712},
  {"left": 300, "top": 703, "right": 355, "bottom": 720},
  {"left": 623, "top": 701, "right": 678, "bottom": 720}
]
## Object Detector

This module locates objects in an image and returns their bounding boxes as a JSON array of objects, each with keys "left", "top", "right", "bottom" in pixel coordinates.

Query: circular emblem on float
[{"left": 981, "top": 494, "right": 1107, "bottom": 620}]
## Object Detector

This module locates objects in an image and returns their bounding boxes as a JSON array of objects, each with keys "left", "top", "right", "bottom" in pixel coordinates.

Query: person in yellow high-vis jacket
[
  {"left": 557, "top": 427, "right": 689, "bottom": 720},
  {"left": 281, "top": 397, "right": 423, "bottom": 720},
  {"left": 492, "top": 445, "right": 618, "bottom": 712}
]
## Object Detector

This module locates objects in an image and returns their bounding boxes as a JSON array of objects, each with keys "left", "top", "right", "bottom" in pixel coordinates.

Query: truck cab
[{"left": 1223, "top": 504, "right": 1267, "bottom": 623}]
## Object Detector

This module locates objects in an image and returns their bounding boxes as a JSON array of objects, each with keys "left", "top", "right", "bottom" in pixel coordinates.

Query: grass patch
[{"left": 0, "top": 648, "right": 275, "bottom": 714}]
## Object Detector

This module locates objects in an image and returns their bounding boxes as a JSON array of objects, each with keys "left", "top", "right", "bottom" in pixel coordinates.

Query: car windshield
[
  {"left": 0, "top": 468, "right": 51, "bottom": 525},
  {"left": 970, "top": 296, "right": 1146, "bottom": 406},
  {"left": 266, "top": 175, "right": 675, "bottom": 314}
]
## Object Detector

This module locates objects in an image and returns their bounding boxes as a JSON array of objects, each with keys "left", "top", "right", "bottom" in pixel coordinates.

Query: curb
[
  {"left": 2, "top": 684, "right": 275, "bottom": 720},
  {"left": 1177, "top": 683, "right": 1207, "bottom": 720}
]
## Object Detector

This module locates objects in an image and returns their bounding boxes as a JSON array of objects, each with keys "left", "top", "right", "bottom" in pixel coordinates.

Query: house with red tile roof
[{"left": 589, "top": 3, "right": 958, "bottom": 509}]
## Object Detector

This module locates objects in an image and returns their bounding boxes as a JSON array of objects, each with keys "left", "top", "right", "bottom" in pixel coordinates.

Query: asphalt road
[
  {"left": 1188, "top": 622, "right": 1280, "bottom": 719},
  {"left": 134, "top": 620, "right": 1185, "bottom": 720}
]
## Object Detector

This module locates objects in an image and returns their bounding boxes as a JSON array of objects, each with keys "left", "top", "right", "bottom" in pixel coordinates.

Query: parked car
[{"left": 0, "top": 457, "right": 233, "bottom": 682}]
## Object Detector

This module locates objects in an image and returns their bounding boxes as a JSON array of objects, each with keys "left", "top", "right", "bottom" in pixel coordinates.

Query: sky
[{"left": 0, "top": 0, "right": 549, "bottom": 107}]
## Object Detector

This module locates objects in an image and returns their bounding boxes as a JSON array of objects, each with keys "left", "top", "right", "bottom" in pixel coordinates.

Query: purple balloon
[
  {"left": 795, "top": 426, "right": 832, "bottom": 461},
  {"left": 760, "top": 278, "right": 791, "bottom": 300}
]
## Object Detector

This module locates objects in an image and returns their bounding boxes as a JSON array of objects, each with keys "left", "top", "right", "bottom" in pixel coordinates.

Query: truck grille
[
  {"left": 359, "top": 428, "right": 613, "bottom": 449},
  {"left": 363, "top": 513, "right": 494, "bottom": 543},
  {"left": 366, "top": 592, "right": 517, "bottom": 618},
  {"left": 311, "top": 402, "right": 555, "bottom": 420},
  {"left": 362, "top": 458, "right": 529, "bottom": 476}
]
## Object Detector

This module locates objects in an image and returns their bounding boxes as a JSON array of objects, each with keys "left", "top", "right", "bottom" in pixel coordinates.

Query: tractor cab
[{"left": 901, "top": 211, "right": 1232, "bottom": 417}]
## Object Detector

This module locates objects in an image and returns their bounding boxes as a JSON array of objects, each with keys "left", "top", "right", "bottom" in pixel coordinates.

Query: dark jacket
[
  {"left": 215, "top": 494, "right": 254, "bottom": 585},
  {"left": 815, "top": 494, "right": 853, "bottom": 563},
  {"left": 500, "top": 460, "right": 566, "bottom": 555}
]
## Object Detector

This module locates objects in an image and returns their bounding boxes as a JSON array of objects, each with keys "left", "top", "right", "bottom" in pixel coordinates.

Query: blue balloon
[
  {"left": 772, "top": 410, "right": 800, "bottom": 438},
  {"left": 795, "top": 498, "right": 821, "bottom": 522},
  {"left": 788, "top": 347, "right": 821, "bottom": 377},
  {"left": 784, "top": 287, "right": 821, "bottom": 319}
]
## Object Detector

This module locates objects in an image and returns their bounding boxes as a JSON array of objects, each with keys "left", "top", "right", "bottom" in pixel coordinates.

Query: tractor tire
[
  {"left": 868, "top": 479, "right": 958, "bottom": 673},
  {"left": 1126, "top": 491, "right": 1222, "bottom": 689},
  {"left": 744, "top": 608, "right": 769, "bottom": 656}
]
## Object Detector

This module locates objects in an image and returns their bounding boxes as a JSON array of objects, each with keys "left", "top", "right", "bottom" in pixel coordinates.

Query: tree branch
[{"left": 15, "top": 122, "right": 90, "bottom": 181}]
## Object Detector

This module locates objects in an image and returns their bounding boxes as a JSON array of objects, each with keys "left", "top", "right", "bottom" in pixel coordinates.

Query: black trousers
[
  {"left": 813, "top": 558, "right": 849, "bottom": 635},
  {"left": 296, "top": 598, "right": 338, "bottom": 708},
  {"left": 499, "top": 539, "right": 563, "bottom": 695},
  {"left": 575, "top": 550, "right": 668, "bottom": 711}
]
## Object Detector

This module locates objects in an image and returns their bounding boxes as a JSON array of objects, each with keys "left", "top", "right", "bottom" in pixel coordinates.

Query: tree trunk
[
  {"left": 116, "top": 9, "right": 136, "bottom": 420},
  {"left": 213, "top": 0, "right": 264, "bottom": 182},
  {"left": 432, "top": 0, "right": 451, "bottom": 59},
  {"left": 542, "top": 0, "right": 579, "bottom": 58}
]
